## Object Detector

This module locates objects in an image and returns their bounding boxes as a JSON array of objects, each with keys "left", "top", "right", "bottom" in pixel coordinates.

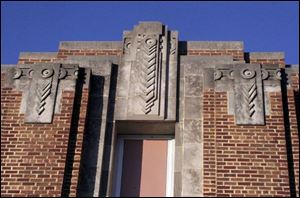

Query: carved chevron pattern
[
  {"left": 36, "top": 81, "right": 52, "bottom": 115},
  {"left": 139, "top": 39, "right": 158, "bottom": 114},
  {"left": 242, "top": 80, "right": 257, "bottom": 117},
  {"left": 170, "top": 39, "right": 176, "bottom": 55}
]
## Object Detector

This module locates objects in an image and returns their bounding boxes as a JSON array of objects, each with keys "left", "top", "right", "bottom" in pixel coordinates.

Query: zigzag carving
[
  {"left": 139, "top": 39, "right": 158, "bottom": 114},
  {"left": 242, "top": 80, "right": 257, "bottom": 117},
  {"left": 36, "top": 81, "right": 52, "bottom": 115}
]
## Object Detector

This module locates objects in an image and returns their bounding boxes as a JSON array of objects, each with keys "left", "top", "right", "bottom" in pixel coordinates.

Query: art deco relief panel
[
  {"left": 7, "top": 63, "right": 79, "bottom": 123},
  {"left": 118, "top": 22, "right": 178, "bottom": 121},
  {"left": 214, "top": 63, "right": 282, "bottom": 125}
]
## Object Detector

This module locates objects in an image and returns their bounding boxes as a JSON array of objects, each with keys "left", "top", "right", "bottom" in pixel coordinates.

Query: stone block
[
  {"left": 249, "top": 52, "right": 285, "bottom": 60},
  {"left": 174, "top": 172, "right": 182, "bottom": 197},
  {"left": 187, "top": 41, "right": 244, "bottom": 50},
  {"left": 183, "top": 120, "right": 202, "bottom": 144},
  {"left": 182, "top": 169, "right": 202, "bottom": 196},
  {"left": 184, "top": 75, "right": 203, "bottom": 97},
  {"left": 59, "top": 41, "right": 122, "bottom": 50},
  {"left": 184, "top": 97, "right": 202, "bottom": 119},
  {"left": 183, "top": 143, "right": 202, "bottom": 169},
  {"left": 175, "top": 146, "right": 182, "bottom": 172}
]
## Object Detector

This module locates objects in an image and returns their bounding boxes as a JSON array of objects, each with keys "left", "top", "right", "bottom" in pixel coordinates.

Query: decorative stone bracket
[
  {"left": 214, "top": 63, "right": 281, "bottom": 125},
  {"left": 11, "top": 64, "right": 78, "bottom": 123}
]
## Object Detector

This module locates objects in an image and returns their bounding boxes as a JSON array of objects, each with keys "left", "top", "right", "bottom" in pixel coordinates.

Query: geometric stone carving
[
  {"left": 234, "top": 64, "right": 265, "bottom": 125},
  {"left": 11, "top": 64, "right": 78, "bottom": 123},
  {"left": 122, "top": 22, "right": 178, "bottom": 120},
  {"left": 214, "top": 63, "right": 284, "bottom": 125},
  {"left": 215, "top": 64, "right": 265, "bottom": 125}
]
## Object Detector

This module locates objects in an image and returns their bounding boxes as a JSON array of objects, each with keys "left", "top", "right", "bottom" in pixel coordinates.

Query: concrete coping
[
  {"left": 1, "top": 64, "right": 17, "bottom": 68},
  {"left": 59, "top": 41, "right": 122, "bottom": 50},
  {"left": 249, "top": 52, "right": 285, "bottom": 59},
  {"left": 184, "top": 41, "right": 244, "bottom": 50},
  {"left": 19, "top": 52, "right": 58, "bottom": 59},
  {"left": 1, "top": 65, "right": 16, "bottom": 73}
]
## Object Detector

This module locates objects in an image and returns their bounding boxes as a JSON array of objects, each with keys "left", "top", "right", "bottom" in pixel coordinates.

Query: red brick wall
[
  {"left": 250, "top": 58, "right": 285, "bottom": 68},
  {"left": 203, "top": 88, "right": 217, "bottom": 196},
  {"left": 17, "top": 49, "right": 122, "bottom": 64},
  {"left": 203, "top": 88, "right": 292, "bottom": 196},
  {"left": 18, "top": 58, "right": 57, "bottom": 64},
  {"left": 187, "top": 49, "right": 244, "bottom": 61},
  {"left": 288, "top": 72, "right": 299, "bottom": 197},
  {"left": 69, "top": 87, "right": 89, "bottom": 197},
  {"left": 1, "top": 72, "right": 89, "bottom": 197},
  {"left": 57, "top": 49, "right": 122, "bottom": 59}
]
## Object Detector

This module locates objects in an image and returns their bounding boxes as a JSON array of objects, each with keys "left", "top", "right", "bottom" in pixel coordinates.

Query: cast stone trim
[
  {"left": 214, "top": 63, "right": 282, "bottom": 125},
  {"left": 11, "top": 64, "right": 78, "bottom": 123}
]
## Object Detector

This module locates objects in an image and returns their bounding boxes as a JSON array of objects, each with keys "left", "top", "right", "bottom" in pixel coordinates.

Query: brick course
[{"left": 187, "top": 49, "right": 244, "bottom": 61}]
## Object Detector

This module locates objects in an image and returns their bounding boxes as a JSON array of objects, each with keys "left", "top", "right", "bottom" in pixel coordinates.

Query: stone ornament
[
  {"left": 234, "top": 64, "right": 264, "bottom": 125},
  {"left": 170, "top": 35, "right": 177, "bottom": 55},
  {"left": 261, "top": 69, "right": 269, "bottom": 80},
  {"left": 59, "top": 67, "right": 67, "bottom": 79},
  {"left": 139, "top": 36, "right": 159, "bottom": 114},
  {"left": 27, "top": 69, "right": 34, "bottom": 78},
  {"left": 36, "top": 81, "right": 52, "bottom": 115},
  {"left": 41, "top": 68, "right": 54, "bottom": 78},
  {"left": 214, "top": 70, "right": 223, "bottom": 81},
  {"left": 12, "top": 63, "right": 78, "bottom": 123},
  {"left": 241, "top": 68, "right": 256, "bottom": 79},
  {"left": 13, "top": 68, "right": 22, "bottom": 79},
  {"left": 275, "top": 69, "right": 282, "bottom": 80},
  {"left": 122, "top": 22, "right": 178, "bottom": 120},
  {"left": 214, "top": 64, "right": 265, "bottom": 125},
  {"left": 228, "top": 70, "right": 235, "bottom": 80},
  {"left": 242, "top": 80, "right": 257, "bottom": 117}
]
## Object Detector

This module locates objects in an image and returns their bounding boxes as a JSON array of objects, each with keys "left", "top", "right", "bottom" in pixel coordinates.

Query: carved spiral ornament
[
  {"left": 275, "top": 69, "right": 282, "bottom": 80},
  {"left": 228, "top": 70, "right": 234, "bottom": 79},
  {"left": 59, "top": 68, "right": 67, "bottom": 79},
  {"left": 126, "top": 42, "right": 131, "bottom": 49},
  {"left": 27, "top": 69, "right": 34, "bottom": 78},
  {"left": 124, "top": 38, "right": 132, "bottom": 54},
  {"left": 145, "top": 38, "right": 157, "bottom": 46},
  {"left": 241, "top": 68, "right": 256, "bottom": 79},
  {"left": 261, "top": 69, "right": 269, "bottom": 80},
  {"left": 13, "top": 68, "right": 22, "bottom": 79},
  {"left": 41, "top": 68, "right": 54, "bottom": 78},
  {"left": 214, "top": 70, "right": 223, "bottom": 81}
]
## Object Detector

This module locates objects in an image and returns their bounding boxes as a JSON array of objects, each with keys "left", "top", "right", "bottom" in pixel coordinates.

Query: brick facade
[
  {"left": 1, "top": 67, "right": 90, "bottom": 197},
  {"left": 1, "top": 22, "right": 299, "bottom": 197}
]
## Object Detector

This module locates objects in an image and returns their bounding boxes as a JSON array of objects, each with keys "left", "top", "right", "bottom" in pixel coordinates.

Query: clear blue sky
[{"left": 1, "top": 1, "right": 299, "bottom": 64}]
